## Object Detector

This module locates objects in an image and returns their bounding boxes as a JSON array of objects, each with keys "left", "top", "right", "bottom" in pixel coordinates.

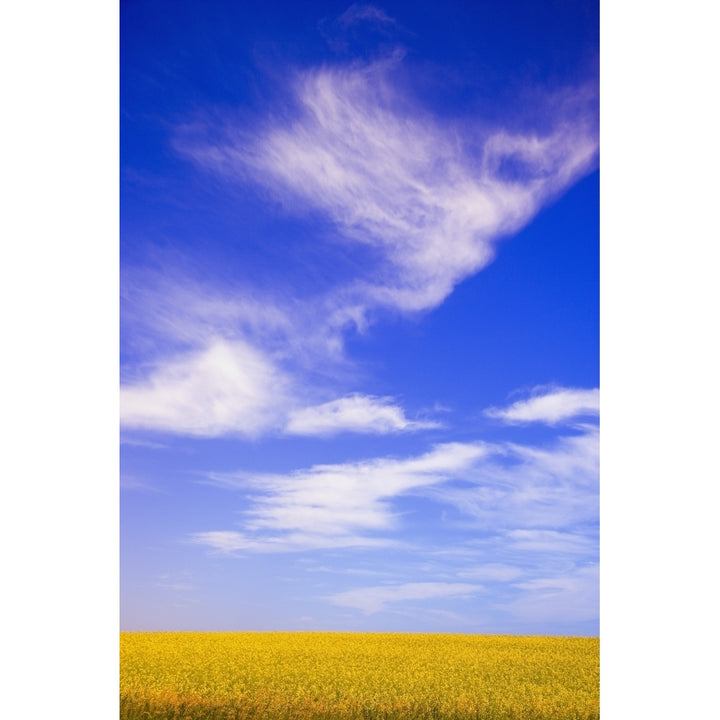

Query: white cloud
[
  {"left": 120, "top": 273, "right": 442, "bottom": 438},
  {"left": 120, "top": 339, "right": 291, "bottom": 438},
  {"left": 484, "top": 386, "right": 599, "bottom": 425},
  {"left": 425, "top": 425, "right": 599, "bottom": 529},
  {"left": 119, "top": 437, "right": 170, "bottom": 450},
  {"left": 119, "top": 317, "right": 439, "bottom": 437},
  {"left": 192, "top": 441, "right": 488, "bottom": 552},
  {"left": 178, "top": 61, "right": 597, "bottom": 319},
  {"left": 285, "top": 394, "right": 440, "bottom": 436},
  {"left": 327, "top": 582, "right": 482, "bottom": 614},
  {"left": 190, "top": 530, "right": 392, "bottom": 555}
]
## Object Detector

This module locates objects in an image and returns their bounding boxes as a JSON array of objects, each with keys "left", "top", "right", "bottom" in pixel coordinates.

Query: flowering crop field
[{"left": 120, "top": 632, "right": 598, "bottom": 720}]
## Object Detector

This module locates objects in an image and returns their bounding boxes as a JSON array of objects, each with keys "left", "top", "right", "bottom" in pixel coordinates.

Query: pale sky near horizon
[{"left": 120, "top": 0, "right": 600, "bottom": 634}]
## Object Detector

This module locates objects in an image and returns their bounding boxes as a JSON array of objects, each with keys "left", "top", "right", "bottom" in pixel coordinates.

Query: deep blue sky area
[{"left": 120, "top": 0, "right": 599, "bottom": 634}]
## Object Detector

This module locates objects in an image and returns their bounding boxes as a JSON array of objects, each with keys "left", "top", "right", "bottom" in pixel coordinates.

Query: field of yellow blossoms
[{"left": 120, "top": 632, "right": 599, "bottom": 719}]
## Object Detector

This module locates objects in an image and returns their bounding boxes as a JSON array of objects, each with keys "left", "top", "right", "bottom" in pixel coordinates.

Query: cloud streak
[
  {"left": 484, "top": 386, "right": 599, "bottom": 425},
  {"left": 328, "top": 582, "right": 482, "bottom": 614},
  {"left": 285, "top": 394, "right": 440, "bottom": 436}
]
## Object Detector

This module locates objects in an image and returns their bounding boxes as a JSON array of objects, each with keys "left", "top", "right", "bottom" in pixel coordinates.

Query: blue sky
[{"left": 120, "top": 0, "right": 599, "bottom": 635}]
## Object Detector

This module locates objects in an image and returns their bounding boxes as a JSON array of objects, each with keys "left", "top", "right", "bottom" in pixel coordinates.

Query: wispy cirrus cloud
[
  {"left": 189, "top": 530, "right": 392, "bottom": 555},
  {"left": 178, "top": 60, "right": 597, "bottom": 318},
  {"left": 503, "top": 529, "right": 597, "bottom": 555},
  {"left": 328, "top": 581, "right": 482, "bottom": 615},
  {"left": 191, "top": 421, "right": 597, "bottom": 555},
  {"left": 120, "top": 475, "right": 164, "bottom": 494},
  {"left": 484, "top": 386, "right": 599, "bottom": 425},
  {"left": 456, "top": 563, "right": 526, "bottom": 582},
  {"left": 285, "top": 394, "right": 440, "bottom": 436},
  {"left": 337, "top": 4, "right": 397, "bottom": 30},
  {"left": 423, "top": 425, "right": 599, "bottom": 530},
  {"left": 319, "top": 4, "right": 403, "bottom": 56},
  {"left": 325, "top": 565, "right": 597, "bottom": 626},
  {"left": 192, "top": 441, "right": 488, "bottom": 552}
]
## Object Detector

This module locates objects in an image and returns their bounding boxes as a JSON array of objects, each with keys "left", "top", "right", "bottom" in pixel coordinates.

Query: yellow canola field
[{"left": 120, "top": 632, "right": 598, "bottom": 720}]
